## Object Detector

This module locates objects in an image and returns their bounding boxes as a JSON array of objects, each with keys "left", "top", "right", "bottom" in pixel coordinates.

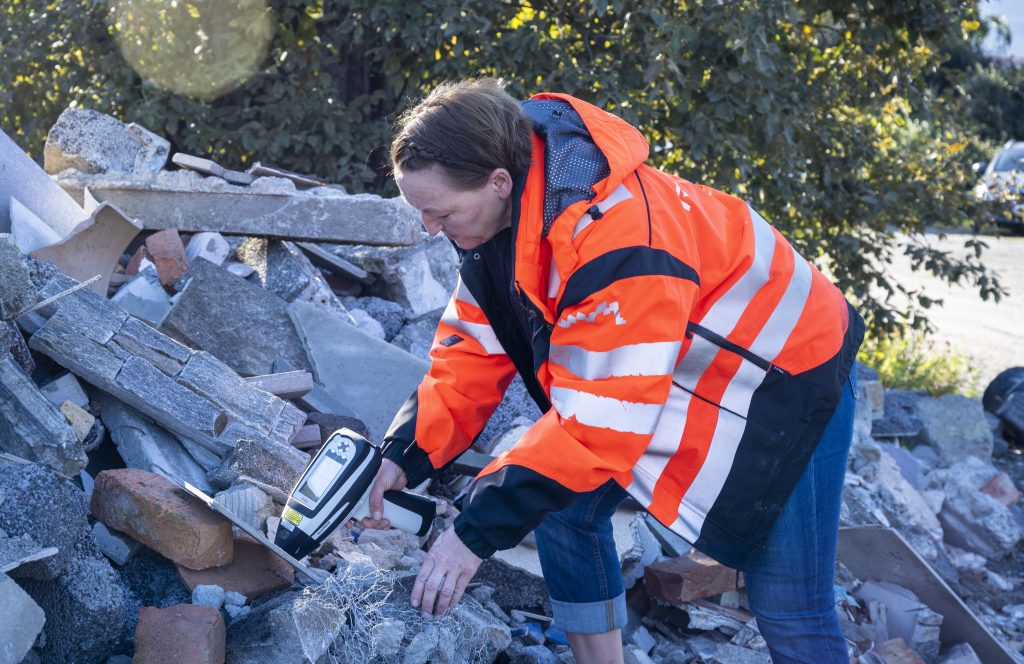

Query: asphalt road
[{"left": 884, "top": 231, "right": 1024, "bottom": 390}]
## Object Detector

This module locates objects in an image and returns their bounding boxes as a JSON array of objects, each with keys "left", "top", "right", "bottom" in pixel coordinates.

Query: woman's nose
[{"left": 422, "top": 216, "right": 443, "bottom": 236}]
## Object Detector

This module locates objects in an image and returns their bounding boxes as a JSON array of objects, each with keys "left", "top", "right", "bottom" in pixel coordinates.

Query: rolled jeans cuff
[{"left": 549, "top": 593, "right": 627, "bottom": 634}]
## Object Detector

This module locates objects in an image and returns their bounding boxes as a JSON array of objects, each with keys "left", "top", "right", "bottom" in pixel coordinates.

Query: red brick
[
  {"left": 125, "top": 245, "right": 148, "bottom": 276},
  {"left": 177, "top": 536, "right": 294, "bottom": 599},
  {"left": 91, "top": 468, "right": 232, "bottom": 570},
  {"left": 134, "top": 604, "right": 225, "bottom": 664},
  {"left": 869, "top": 638, "right": 926, "bottom": 664},
  {"left": 643, "top": 551, "right": 741, "bottom": 604},
  {"left": 981, "top": 472, "right": 1022, "bottom": 507},
  {"left": 145, "top": 228, "right": 189, "bottom": 288}
]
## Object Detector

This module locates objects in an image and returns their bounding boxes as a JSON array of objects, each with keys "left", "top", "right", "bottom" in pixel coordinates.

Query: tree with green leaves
[{"left": 0, "top": 0, "right": 1008, "bottom": 332}]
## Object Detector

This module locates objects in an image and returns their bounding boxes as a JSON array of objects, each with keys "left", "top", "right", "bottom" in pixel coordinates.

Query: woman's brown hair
[{"left": 390, "top": 78, "right": 532, "bottom": 190}]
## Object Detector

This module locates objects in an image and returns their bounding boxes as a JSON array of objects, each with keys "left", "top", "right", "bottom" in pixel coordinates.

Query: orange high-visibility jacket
[{"left": 383, "top": 94, "right": 864, "bottom": 570}]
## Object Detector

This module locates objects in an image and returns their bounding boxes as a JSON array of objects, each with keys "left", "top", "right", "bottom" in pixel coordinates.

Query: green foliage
[
  {"left": 0, "top": 0, "right": 1011, "bottom": 333},
  {"left": 858, "top": 331, "right": 979, "bottom": 396}
]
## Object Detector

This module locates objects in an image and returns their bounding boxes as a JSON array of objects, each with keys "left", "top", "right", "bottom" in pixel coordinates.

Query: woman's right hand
[{"left": 361, "top": 458, "right": 408, "bottom": 530}]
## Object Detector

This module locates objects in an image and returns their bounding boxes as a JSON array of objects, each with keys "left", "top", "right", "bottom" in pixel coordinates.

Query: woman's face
[{"left": 397, "top": 164, "right": 513, "bottom": 250}]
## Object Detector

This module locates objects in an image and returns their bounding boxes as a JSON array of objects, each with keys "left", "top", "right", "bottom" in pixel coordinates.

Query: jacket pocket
[{"left": 686, "top": 322, "right": 786, "bottom": 376}]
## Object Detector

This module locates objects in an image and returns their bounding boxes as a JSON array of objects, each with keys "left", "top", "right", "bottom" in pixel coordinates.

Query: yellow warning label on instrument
[{"left": 283, "top": 506, "right": 303, "bottom": 526}]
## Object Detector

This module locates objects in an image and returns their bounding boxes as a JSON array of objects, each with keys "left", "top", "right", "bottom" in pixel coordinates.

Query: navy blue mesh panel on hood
[{"left": 522, "top": 99, "right": 611, "bottom": 237}]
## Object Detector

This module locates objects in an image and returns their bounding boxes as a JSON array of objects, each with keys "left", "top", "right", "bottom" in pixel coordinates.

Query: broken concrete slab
[
  {"left": 289, "top": 299, "right": 429, "bottom": 441},
  {"left": 0, "top": 353, "right": 86, "bottom": 477},
  {"left": 96, "top": 393, "right": 213, "bottom": 493},
  {"left": 134, "top": 603, "right": 226, "bottom": 664},
  {"left": 0, "top": 233, "right": 37, "bottom": 319},
  {"left": 109, "top": 266, "right": 172, "bottom": 324},
  {"left": 838, "top": 526, "right": 1018, "bottom": 664},
  {"left": 340, "top": 242, "right": 452, "bottom": 317},
  {"left": 247, "top": 162, "right": 329, "bottom": 189},
  {"left": 911, "top": 394, "right": 994, "bottom": 466},
  {"left": 855, "top": 581, "right": 943, "bottom": 661},
  {"left": 91, "top": 468, "right": 233, "bottom": 570},
  {"left": 644, "top": 551, "right": 741, "bottom": 605},
  {"left": 161, "top": 256, "right": 311, "bottom": 376},
  {"left": 63, "top": 171, "right": 422, "bottom": 244},
  {"left": 296, "top": 241, "right": 371, "bottom": 283},
  {"left": 145, "top": 228, "right": 190, "bottom": 289},
  {"left": 44, "top": 107, "right": 169, "bottom": 176},
  {"left": 185, "top": 231, "right": 231, "bottom": 266},
  {"left": 0, "top": 571, "right": 46, "bottom": 664},
  {"left": 176, "top": 536, "right": 294, "bottom": 599}
]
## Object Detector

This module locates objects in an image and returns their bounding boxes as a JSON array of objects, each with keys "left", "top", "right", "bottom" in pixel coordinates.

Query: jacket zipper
[{"left": 686, "top": 322, "right": 787, "bottom": 376}]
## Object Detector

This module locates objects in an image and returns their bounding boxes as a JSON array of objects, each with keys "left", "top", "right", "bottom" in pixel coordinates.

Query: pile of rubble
[{"left": 0, "top": 108, "right": 1021, "bottom": 663}]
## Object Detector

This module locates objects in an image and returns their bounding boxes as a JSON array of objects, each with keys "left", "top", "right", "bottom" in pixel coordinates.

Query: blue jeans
[{"left": 534, "top": 372, "right": 856, "bottom": 661}]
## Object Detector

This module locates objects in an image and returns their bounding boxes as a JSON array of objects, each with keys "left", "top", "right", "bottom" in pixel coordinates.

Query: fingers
[{"left": 409, "top": 528, "right": 482, "bottom": 616}]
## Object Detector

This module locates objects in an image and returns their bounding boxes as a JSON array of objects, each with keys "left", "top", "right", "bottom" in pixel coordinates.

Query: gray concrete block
[
  {"left": 38, "top": 372, "right": 90, "bottom": 409},
  {"left": 161, "top": 257, "right": 311, "bottom": 376},
  {"left": 44, "top": 107, "right": 169, "bottom": 175},
  {"left": 0, "top": 233, "right": 37, "bottom": 319},
  {"left": 185, "top": 231, "right": 231, "bottom": 266},
  {"left": 289, "top": 300, "right": 429, "bottom": 441},
  {"left": 912, "top": 394, "right": 993, "bottom": 466},
  {"left": 109, "top": 268, "right": 172, "bottom": 325},
  {"left": 0, "top": 354, "right": 86, "bottom": 478},
  {"left": 0, "top": 460, "right": 90, "bottom": 580},
  {"left": 91, "top": 521, "right": 141, "bottom": 566},
  {"left": 340, "top": 243, "right": 451, "bottom": 317},
  {"left": 0, "top": 572, "right": 45, "bottom": 664},
  {"left": 0, "top": 130, "right": 87, "bottom": 238}
]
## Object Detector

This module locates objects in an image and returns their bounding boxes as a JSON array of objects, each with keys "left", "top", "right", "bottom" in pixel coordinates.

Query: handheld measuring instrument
[{"left": 274, "top": 428, "right": 435, "bottom": 559}]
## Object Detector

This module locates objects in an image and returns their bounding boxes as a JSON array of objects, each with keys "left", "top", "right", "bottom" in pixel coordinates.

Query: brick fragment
[
  {"left": 869, "top": 638, "right": 926, "bottom": 664},
  {"left": 643, "top": 551, "right": 741, "bottom": 604},
  {"left": 176, "top": 536, "right": 294, "bottom": 599},
  {"left": 90, "top": 468, "right": 232, "bottom": 570},
  {"left": 125, "top": 245, "right": 147, "bottom": 276},
  {"left": 145, "top": 228, "right": 189, "bottom": 288},
  {"left": 980, "top": 472, "right": 1022, "bottom": 507},
  {"left": 134, "top": 604, "right": 225, "bottom": 664}
]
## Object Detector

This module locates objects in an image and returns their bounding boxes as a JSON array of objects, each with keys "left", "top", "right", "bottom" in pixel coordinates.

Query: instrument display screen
[{"left": 297, "top": 454, "right": 344, "bottom": 503}]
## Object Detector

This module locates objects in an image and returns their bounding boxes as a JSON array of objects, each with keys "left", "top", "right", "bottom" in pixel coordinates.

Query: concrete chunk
[
  {"left": 209, "top": 438, "right": 310, "bottom": 496},
  {"left": 911, "top": 394, "right": 993, "bottom": 466},
  {"left": 980, "top": 472, "right": 1022, "bottom": 507},
  {"left": 92, "top": 521, "right": 141, "bottom": 566},
  {"left": 44, "top": 107, "right": 169, "bottom": 175},
  {"left": 111, "top": 267, "right": 172, "bottom": 325},
  {"left": 134, "top": 604, "right": 226, "bottom": 664},
  {"left": 0, "top": 572, "right": 45, "bottom": 664},
  {"left": 0, "top": 354, "right": 86, "bottom": 477},
  {"left": 938, "top": 480, "right": 1021, "bottom": 559},
  {"left": 161, "top": 257, "right": 311, "bottom": 376},
  {"left": 289, "top": 300, "right": 429, "bottom": 441},
  {"left": 91, "top": 468, "right": 233, "bottom": 570},
  {"left": 173, "top": 153, "right": 254, "bottom": 186}
]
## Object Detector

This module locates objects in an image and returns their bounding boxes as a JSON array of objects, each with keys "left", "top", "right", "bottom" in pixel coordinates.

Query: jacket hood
[{"left": 522, "top": 93, "right": 650, "bottom": 236}]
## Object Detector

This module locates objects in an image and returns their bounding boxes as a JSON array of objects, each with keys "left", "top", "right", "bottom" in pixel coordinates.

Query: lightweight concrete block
[
  {"left": 134, "top": 604, "right": 225, "bottom": 664},
  {"left": 161, "top": 257, "right": 311, "bottom": 376},
  {"left": 43, "top": 107, "right": 169, "bottom": 175},
  {"left": 0, "top": 572, "right": 45, "bottom": 664},
  {"left": 288, "top": 300, "right": 429, "bottom": 440},
  {"left": 91, "top": 468, "right": 233, "bottom": 570}
]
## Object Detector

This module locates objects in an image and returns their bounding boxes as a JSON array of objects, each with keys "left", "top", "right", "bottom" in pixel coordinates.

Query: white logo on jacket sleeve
[{"left": 558, "top": 301, "right": 627, "bottom": 328}]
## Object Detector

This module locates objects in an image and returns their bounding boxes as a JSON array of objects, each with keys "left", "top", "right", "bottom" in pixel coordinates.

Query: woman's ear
[{"left": 490, "top": 168, "right": 513, "bottom": 199}]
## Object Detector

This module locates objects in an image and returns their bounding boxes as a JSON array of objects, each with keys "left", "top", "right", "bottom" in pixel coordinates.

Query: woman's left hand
[{"left": 411, "top": 526, "right": 482, "bottom": 616}]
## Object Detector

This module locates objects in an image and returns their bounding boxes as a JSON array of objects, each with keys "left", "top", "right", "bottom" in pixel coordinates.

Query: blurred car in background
[{"left": 974, "top": 140, "right": 1024, "bottom": 231}]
